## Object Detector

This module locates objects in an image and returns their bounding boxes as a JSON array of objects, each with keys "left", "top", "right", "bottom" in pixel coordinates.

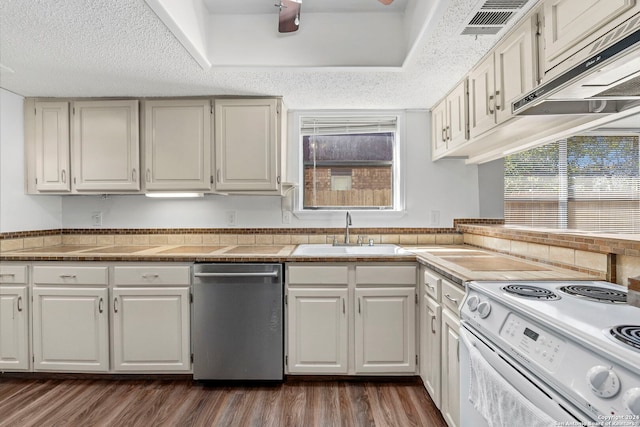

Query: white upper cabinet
[
  {"left": 214, "top": 98, "right": 286, "bottom": 193},
  {"left": 469, "top": 12, "right": 538, "bottom": 138},
  {"left": 432, "top": 80, "right": 468, "bottom": 160},
  {"left": 542, "top": 0, "right": 640, "bottom": 75},
  {"left": 34, "top": 101, "right": 71, "bottom": 192},
  {"left": 72, "top": 100, "right": 140, "bottom": 192},
  {"left": 143, "top": 99, "right": 212, "bottom": 191}
]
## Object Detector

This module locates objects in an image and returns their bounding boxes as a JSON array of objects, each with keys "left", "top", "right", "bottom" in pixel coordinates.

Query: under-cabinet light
[{"left": 145, "top": 192, "right": 204, "bottom": 198}]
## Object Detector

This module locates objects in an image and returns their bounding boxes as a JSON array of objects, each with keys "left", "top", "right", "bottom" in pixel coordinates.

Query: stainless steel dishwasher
[{"left": 192, "top": 263, "right": 283, "bottom": 381}]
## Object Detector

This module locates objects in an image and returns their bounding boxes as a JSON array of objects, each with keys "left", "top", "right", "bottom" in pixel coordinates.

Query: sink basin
[{"left": 292, "top": 244, "right": 410, "bottom": 256}]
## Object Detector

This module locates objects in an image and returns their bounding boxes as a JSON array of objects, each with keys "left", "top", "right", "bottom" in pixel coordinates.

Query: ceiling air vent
[{"left": 461, "top": 0, "right": 531, "bottom": 36}]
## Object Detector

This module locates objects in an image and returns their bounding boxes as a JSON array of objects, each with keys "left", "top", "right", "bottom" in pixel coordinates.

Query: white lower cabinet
[
  {"left": 286, "top": 263, "right": 417, "bottom": 376},
  {"left": 287, "top": 287, "right": 349, "bottom": 374},
  {"left": 112, "top": 265, "right": 191, "bottom": 372},
  {"left": 32, "top": 286, "right": 109, "bottom": 372},
  {"left": 0, "top": 265, "right": 29, "bottom": 371},
  {"left": 355, "top": 287, "right": 416, "bottom": 373},
  {"left": 419, "top": 265, "right": 463, "bottom": 427}
]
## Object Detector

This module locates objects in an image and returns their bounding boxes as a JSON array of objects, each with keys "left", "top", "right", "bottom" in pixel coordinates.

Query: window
[
  {"left": 299, "top": 115, "right": 400, "bottom": 211},
  {"left": 504, "top": 136, "right": 640, "bottom": 232}
]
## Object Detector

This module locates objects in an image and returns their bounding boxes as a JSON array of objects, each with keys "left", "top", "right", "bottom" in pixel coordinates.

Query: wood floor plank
[{"left": 0, "top": 377, "right": 447, "bottom": 427}]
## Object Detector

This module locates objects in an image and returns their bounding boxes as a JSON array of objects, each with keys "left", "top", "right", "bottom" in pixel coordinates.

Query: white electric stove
[{"left": 461, "top": 280, "right": 640, "bottom": 426}]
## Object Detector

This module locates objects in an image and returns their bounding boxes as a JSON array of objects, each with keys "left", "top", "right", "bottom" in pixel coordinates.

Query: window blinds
[
  {"left": 300, "top": 116, "right": 397, "bottom": 136},
  {"left": 504, "top": 136, "right": 640, "bottom": 232}
]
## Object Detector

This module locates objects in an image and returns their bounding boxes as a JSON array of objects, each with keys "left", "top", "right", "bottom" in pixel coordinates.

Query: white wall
[
  {"left": 478, "top": 158, "right": 504, "bottom": 219},
  {"left": 62, "top": 110, "right": 486, "bottom": 229},
  {"left": 0, "top": 88, "right": 62, "bottom": 233}
]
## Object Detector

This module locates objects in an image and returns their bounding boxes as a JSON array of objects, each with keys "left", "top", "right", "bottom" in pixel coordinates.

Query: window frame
[{"left": 291, "top": 110, "right": 407, "bottom": 220}]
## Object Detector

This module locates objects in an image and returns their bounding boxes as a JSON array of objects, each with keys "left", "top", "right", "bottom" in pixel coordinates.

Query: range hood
[{"left": 513, "top": 17, "right": 640, "bottom": 116}]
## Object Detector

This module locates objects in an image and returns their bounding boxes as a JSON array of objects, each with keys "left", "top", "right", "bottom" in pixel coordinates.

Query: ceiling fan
[{"left": 275, "top": 0, "right": 394, "bottom": 33}]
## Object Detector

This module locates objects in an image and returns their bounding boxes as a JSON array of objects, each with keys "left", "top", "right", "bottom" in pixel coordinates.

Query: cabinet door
[
  {"left": 446, "top": 79, "right": 468, "bottom": 150},
  {"left": 287, "top": 287, "right": 348, "bottom": 374},
  {"left": 214, "top": 98, "right": 280, "bottom": 192},
  {"left": 112, "top": 287, "right": 190, "bottom": 372},
  {"left": 421, "top": 294, "right": 442, "bottom": 408},
  {"left": 0, "top": 286, "right": 29, "bottom": 370},
  {"left": 468, "top": 55, "right": 496, "bottom": 138},
  {"left": 441, "top": 309, "right": 460, "bottom": 427},
  {"left": 543, "top": 0, "right": 637, "bottom": 69},
  {"left": 354, "top": 287, "right": 416, "bottom": 374},
  {"left": 72, "top": 100, "right": 140, "bottom": 191},
  {"left": 494, "top": 14, "right": 537, "bottom": 125},
  {"left": 32, "top": 286, "right": 109, "bottom": 372},
  {"left": 431, "top": 99, "right": 448, "bottom": 160},
  {"left": 144, "top": 100, "right": 212, "bottom": 191},
  {"left": 34, "top": 102, "right": 70, "bottom": 192}
]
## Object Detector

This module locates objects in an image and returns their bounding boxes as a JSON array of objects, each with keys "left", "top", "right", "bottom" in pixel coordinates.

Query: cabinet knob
[
  {"left": 488, "top": 94, "right": 495, "bottom": 114},
  {"left": 494, "top": 90, "right": 501, "bottom": 111}
]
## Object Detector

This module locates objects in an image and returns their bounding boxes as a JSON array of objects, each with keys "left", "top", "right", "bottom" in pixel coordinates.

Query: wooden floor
[{"left": 0, "top": 377, "right": 447, "bottom": 427}]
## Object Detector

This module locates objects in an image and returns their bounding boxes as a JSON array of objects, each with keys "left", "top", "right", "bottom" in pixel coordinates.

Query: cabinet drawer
[
  {"left": 0, "top": 265, "right": 28, "bottom": 284},
  {"left": 356, "top": 266, "right": 416, "bottom": 286},
  {"left": 287, "top": 265, "right": 349, "bottom": 285},
  {"left": 33, "top": 266, "right": 108, "bottom": 285},
  {"left": 114, "top": 266, "right": 191, "bottom": 285},
  {"left": 441, "top": 279, "right": 465, "bottom": 315},
  {"left": 423, "top": 269, "right": 441, "bottom": 300}
]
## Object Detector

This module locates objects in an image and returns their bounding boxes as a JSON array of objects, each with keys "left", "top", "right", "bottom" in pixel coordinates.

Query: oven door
[{"left": 459, "top": 323, "right": 594, "bottom": 427}]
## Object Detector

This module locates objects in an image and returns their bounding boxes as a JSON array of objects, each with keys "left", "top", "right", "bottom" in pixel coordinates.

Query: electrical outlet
[
  {"left": 282, "top": 211, "right": 292, "bottom": 224},
  {"left": 91, "top": 211, "right": 102, "bottom": 227},
  {"left": 430, "top": 210, "right": 440, "bottom": 226},
  {"left": 226, "top": 211, "right": 237, "bottom": 226}
]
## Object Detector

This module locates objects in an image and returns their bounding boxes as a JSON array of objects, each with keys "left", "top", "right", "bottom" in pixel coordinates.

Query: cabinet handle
[
  {"left": 431, "top": 315, "right": 436, "bottom": 334},
  {"left": 59, "top": 274, "right": 77, "bottom": 279},
  {"left": 146, "top": 169, "right": 151, "bottom": 183},
  {"left": 277, "top": 175, "right": 281, "bottom": 184},
  {"left": 445, "top": 293, "right": 459, "bottom": 305},
  {"left": 61, "top": 169, "right": 66, "bottom": 183},
  {"left": 132, "top": 169, "right": 137, "bottom": 182},
  {"left": 441, "top": 127, "right": 447, "bottom": 142},
  {"left": 342, "top": 298, "right": 345, "bottom": 314},
  {"left": 488, "top": 94, "right": 495, "bottom": 114},
  {"left": 446, "top": 125, "right": 451, "bottom": 141},
  {"left": 114, "top": 297, "right": 119, "bottom": 313},
  {"left": 494, "top": 90, "right": 501, "bottom": 111},
  {"left": 0, "top": 273, "right": 15, "bottom": 278},
  {"left": 141, "top": 273, "right": 159, "bottom": 279},
  {"left": 98, "top": 297, "right": 104, "bottom": 313},
  {"left": 17, "top": 296, "right": 23, "bottom": 312}
]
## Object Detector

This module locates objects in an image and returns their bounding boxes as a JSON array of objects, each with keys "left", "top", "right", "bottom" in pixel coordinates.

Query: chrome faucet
[{"left": 344, "top": 211, "right": 352, "bottom": 244}]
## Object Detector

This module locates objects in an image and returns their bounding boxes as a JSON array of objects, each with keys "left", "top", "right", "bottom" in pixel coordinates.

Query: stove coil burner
[
  {"left": 559, "top": 285, "right": 627, "bottom": 304},
  {"left": 610, "top": 325, "right": 640, "bottom": 351},
  {"left": 501, "top": 284, "right": 560, "bottom": 300}
]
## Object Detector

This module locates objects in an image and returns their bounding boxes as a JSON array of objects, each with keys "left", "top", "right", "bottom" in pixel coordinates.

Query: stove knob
[
  {"left": 587, "top": 366, "right": 620, "bottom": 398},
  {"left": 623, "top": 388, "right": 640, "bottom": 416},
  {"left": 477, "top": 301, "right": 492, "bottom": 319},
  {"left": 466, "top": 295, "right": 480, "bottom": 311}
]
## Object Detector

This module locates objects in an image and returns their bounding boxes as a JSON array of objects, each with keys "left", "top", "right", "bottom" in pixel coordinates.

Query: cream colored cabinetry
[
  {"left": 468, "top": 13, "right": 538, "bottom": 138},
  {"left": 32, "top": 265, "right": 110, "bottom": 372},
  {"left": 143, "top": 99, "right": 212, "bottom": 191},
  {"left": 0, "top": 265, "right": 29, "bottom": 371},
  {"left": 542, "top": 0, "right": 640, "bottom": 76},
  {"left": 72, "top": 100, "right": 140, "bottom": 192},
  {"left": 418, "top": 266, "right": 464, "bottom": 427},
  {"left": 33, "top": 102, "right": 71, "bottom": 192},
  {"left": 214, "top": 98, "right": 287, "bottom": 194},
  {"left": 440, "top": 278, "right": 464, "bottom": 427},
  {"left": 286, "top": 263, "right": 417, "bottom": 376},
  {"left": 432, "top": 80, "right": 468, "bottom": 160},
  {"left": 420, "top": 268, "right": 442, "bottom": 408},
  {"left": 112, "top": 266, "right": 191, "bottom": 372}
]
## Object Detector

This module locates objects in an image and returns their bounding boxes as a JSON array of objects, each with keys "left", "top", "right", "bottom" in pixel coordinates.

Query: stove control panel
[
  {"left": 500, "top": 313, "right": 565, "bottom": 372},
  {"left": 587, "top": 365, "right": 621, "bottom": 398}
]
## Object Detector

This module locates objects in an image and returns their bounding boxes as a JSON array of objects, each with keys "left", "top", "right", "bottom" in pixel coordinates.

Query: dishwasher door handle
[{"left": 194, "top": 271, "right": 279, "bottom": 278}]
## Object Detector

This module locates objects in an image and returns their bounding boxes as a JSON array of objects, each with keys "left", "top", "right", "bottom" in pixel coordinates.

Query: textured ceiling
[{"left": 0, "top": 0, "right": 534, "bottom": 109}]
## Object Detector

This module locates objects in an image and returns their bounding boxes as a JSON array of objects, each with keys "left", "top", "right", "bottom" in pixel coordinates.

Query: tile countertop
[{"left": 0, "top": 244, "right": 598, "bottom": 284}]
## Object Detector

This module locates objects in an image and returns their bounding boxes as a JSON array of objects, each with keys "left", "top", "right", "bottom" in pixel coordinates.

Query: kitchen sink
[{"left": 292, "top": 244, "right": 410, "bottom": 256}]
